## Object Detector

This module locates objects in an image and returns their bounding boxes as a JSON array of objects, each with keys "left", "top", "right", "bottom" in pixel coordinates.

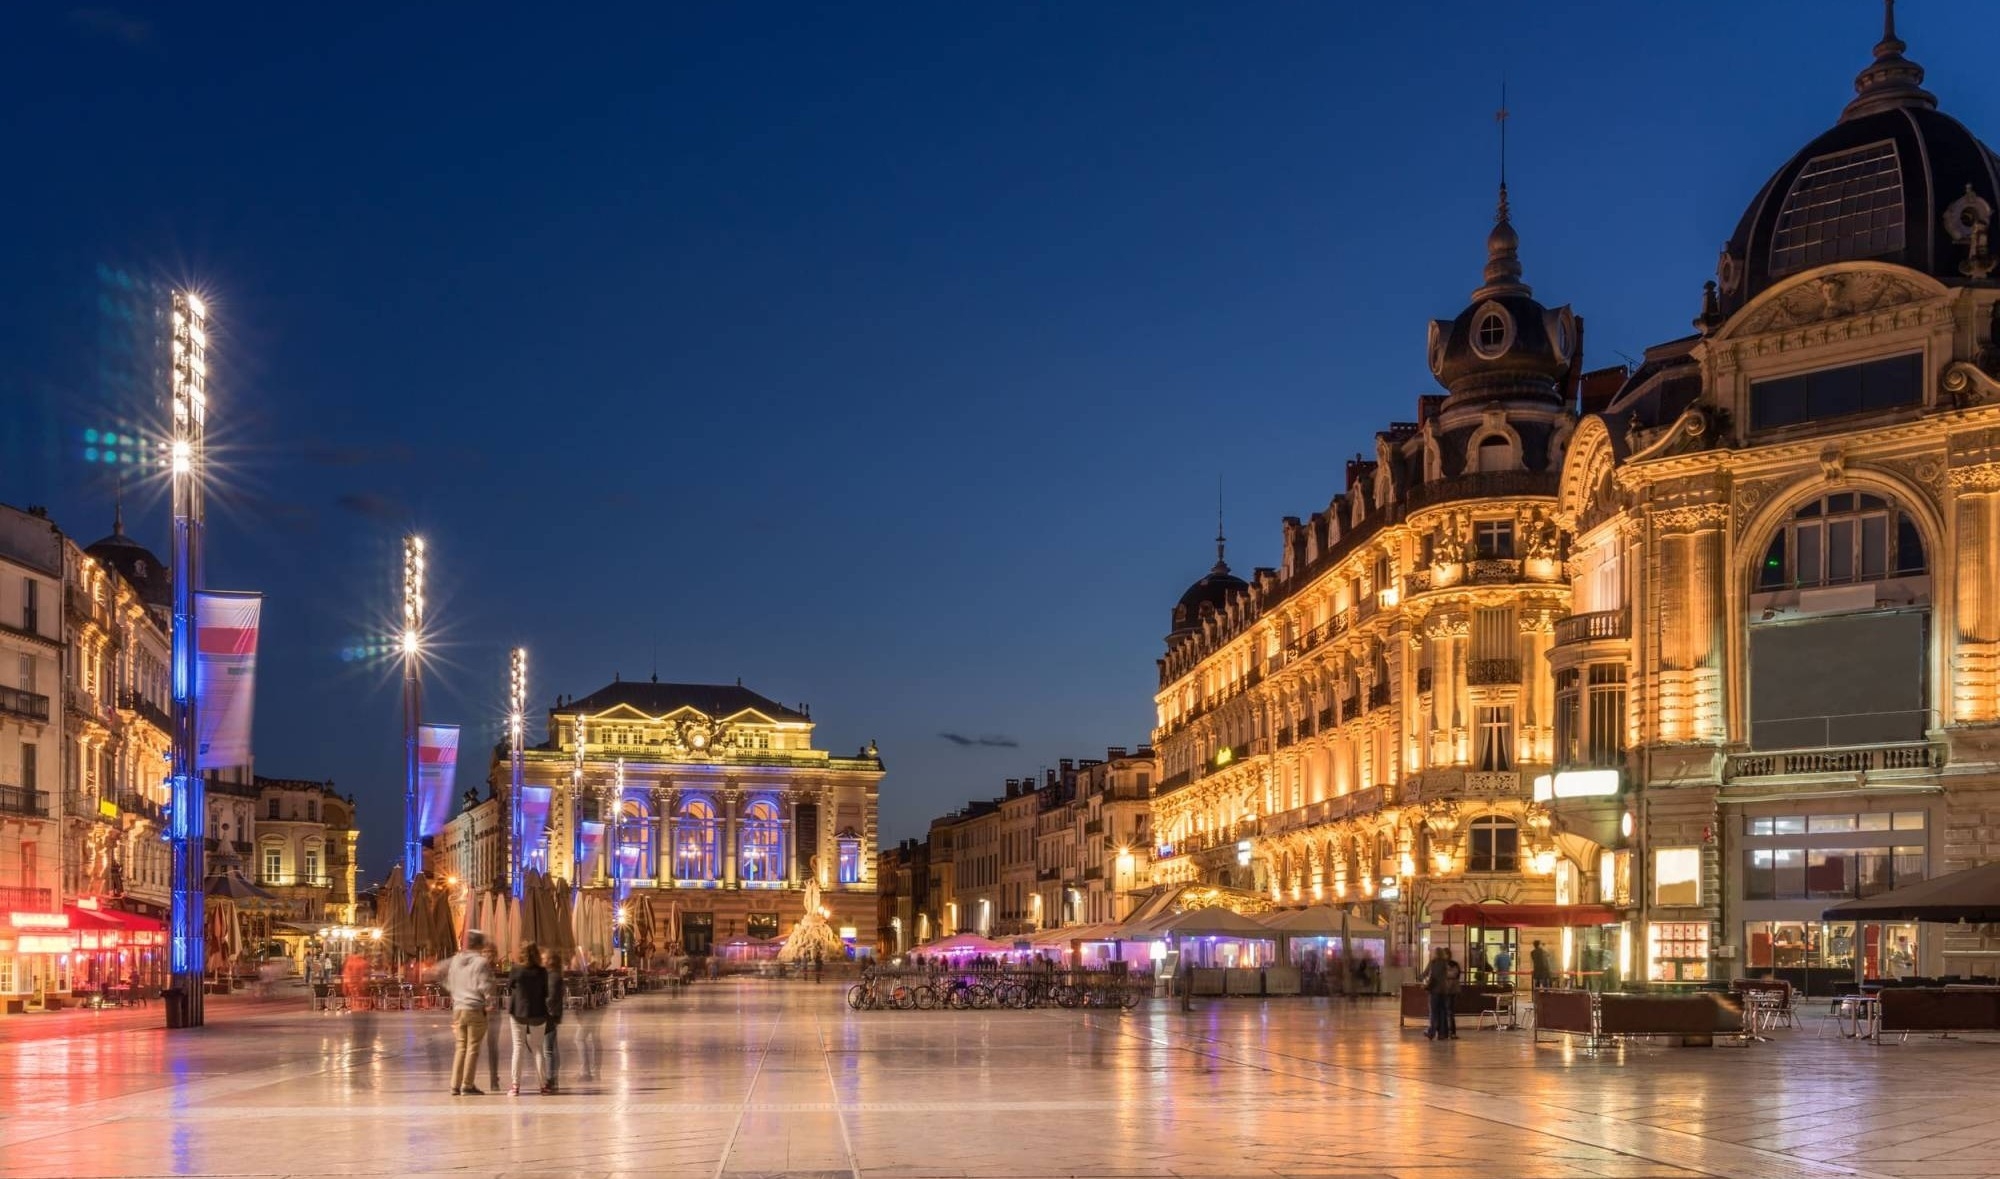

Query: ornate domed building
[
  {"left": 1555, "top": 1, "right": 2000, "bottom": 987},
  {"left": 1150, "top": 1, "right": 2000, "bottom": 989},
  {"left": 1151, "top": 164, "right": 1588, "bottom": 949}
]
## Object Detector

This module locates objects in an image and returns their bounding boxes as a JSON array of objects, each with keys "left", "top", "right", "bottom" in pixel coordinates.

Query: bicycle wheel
[
  {"left": 1054, "top": 984, "right": 1081, "bottom": 1009},
  {"left": 968, "top": 984, "right": 993, "bottom": 1009},
  {"left": 913, "top": 985, "right": 939, "bottom": 1011},
  {"left": 892, "top": 985, "right": 915, "bottom": 1010},
  {"left": 946, "top": 986, "right": 970, "bottom": 1011},
  {"left": 1118, "top": 987, "right": 1141, "bottom": 1010},
  {"left": 846, "top": 984, "right": 867, "bottom": 1010}
]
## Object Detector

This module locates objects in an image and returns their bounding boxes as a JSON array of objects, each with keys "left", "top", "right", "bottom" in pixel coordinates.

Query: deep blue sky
[{"left": 4, "top": 3, "right": 1991, "bottom": 884}]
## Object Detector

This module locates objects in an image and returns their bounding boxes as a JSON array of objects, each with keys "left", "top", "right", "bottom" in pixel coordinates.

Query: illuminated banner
[
  {"left": 415, "top": 724, "right": 461, "bottom": 839},
  {"left": 195, "top": 591, "right": 261, "bottom": 770},
  {"left": 519, "top": 786, "right": 553, "bottom": 873}
]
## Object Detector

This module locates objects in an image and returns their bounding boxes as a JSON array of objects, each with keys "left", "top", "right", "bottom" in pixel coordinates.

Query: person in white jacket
[{"left": 432, "top": 930, "right": 496, "bottom": 1096}]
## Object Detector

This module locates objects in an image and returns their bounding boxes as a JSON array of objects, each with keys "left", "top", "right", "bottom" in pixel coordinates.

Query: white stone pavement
[{"left": 2, "top": 982, "right": 1998, "bottom": 1178}]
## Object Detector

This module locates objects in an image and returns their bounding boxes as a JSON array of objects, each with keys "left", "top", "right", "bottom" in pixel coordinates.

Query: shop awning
[
  {"left": 1822, "top": 860, "right": 2000, "bottom": 923},
  {"left": 1436, "top": 903, "right": 1622, "bottom": 928}
]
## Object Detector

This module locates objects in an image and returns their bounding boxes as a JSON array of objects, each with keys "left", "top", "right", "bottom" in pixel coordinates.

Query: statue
[{"left": 778, "top": 855, "right": 846, "bottom": 963}]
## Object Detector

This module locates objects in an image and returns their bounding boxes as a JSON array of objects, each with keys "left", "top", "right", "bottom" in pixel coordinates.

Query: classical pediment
[{"left": 1723, "top": 264, "right": 1947, "bottom": 339}]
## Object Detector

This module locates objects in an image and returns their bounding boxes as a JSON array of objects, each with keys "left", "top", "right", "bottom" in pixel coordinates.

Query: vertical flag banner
[
  {"left": 416, "top": 724, "right": 460, "bottom": 839},
  {"left": 194, "top": 591, "right": 261, "bottom": 770}
]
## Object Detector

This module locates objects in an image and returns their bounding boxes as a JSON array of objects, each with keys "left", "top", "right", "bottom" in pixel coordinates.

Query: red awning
[
  {"left": 1436, "top": 903, "right": 1623, "bottom": 928},
  {"left": 63, "top": 905, "right": 125, "bottom": 932}
]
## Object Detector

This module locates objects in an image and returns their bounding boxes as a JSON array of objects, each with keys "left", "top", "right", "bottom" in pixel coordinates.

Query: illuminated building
[
  {"left": 493, "top": 678, "right": 882, "bottom": 953},
  {"left": 252, "top": 776, "right": 360, "bottom": 925},
  {"left": 1152, "top": 6, "right": 2000, "bottom": 991},
  {"left": 1555, "top": 8, "right": 2000, "bottom": 986},
  {"left": 1151, "top": 153, "right": 1580, "bottom": 967},
  {"left": 0, "top": 505, "right": 65, "bottom": 1009}
]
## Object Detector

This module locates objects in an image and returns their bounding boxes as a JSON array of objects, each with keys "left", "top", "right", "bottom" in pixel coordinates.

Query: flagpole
[{"left": 167, "top": 289, "right": 209, "bottom": 1029}]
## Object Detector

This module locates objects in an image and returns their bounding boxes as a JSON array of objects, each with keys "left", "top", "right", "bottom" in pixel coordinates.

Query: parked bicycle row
[{"left": 846, "top": 968, "right": 1148, "bottom": 1011}]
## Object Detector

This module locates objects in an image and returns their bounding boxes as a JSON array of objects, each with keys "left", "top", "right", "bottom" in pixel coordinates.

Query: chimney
[
  {"left": 1107, "top": 746, "right": 1127, "bottom": 759},
  {"left": 1005, "top": 778, "right": 1019, "bottom": 799},
  {"left": 1058, "top": 758, "right": 1074, "bottom": 773}
]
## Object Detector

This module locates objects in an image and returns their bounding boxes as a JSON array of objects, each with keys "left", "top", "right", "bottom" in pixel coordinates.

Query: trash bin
[{"left": 163, "top": 987, "right": 190, "bottom": 1029}]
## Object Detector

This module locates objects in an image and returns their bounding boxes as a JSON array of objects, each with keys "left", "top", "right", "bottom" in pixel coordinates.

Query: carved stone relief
[{"left": 1735, "top": 270, "right": 1934, "bottom": 336}]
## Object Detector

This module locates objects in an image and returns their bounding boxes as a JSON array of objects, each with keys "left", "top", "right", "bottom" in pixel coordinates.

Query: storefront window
[
  {"left": 1654, "top": 847, "right": 1701, "bottom": 906},
  {"left": 1647, "top": 921, "right": 1710, "bottom": 981},
  {"left": 1745, "top": 920, "right": 1919, "bottom": 978}
]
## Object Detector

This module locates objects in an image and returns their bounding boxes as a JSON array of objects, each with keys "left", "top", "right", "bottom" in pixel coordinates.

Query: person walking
[
  {"left": 507, "top": 943, "right": 552, "bottom": 1096},
  {"left": 435, "top": 930, "right": 496, "bottom": 1096},
  {"left": 1494, "top": 945, "right": 1514, "bottom": 986},
  {"left": 1530, "top": 939, "right": 1555, "bottom": 990},
  {"left": 542, "top": 959, "right": 566, "bottom": 1093}
]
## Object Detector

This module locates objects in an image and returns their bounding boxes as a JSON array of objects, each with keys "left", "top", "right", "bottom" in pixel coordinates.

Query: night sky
[{"left": 3, "top": 3, "right": 1990, "bottom": 883}]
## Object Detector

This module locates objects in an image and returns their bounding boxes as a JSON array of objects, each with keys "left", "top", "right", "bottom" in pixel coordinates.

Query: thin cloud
[
  {"left": 940, "top": 732, "right": 1019, "bottom": 749},
  {"left": 70, "top": 7, "right": 152, "bottom": 47},
  {"left": 305, "top": 443, "right": 414, "bottom": 468},
  {"left": 334, "top": 491, "right": 408, "bottom": 523}
]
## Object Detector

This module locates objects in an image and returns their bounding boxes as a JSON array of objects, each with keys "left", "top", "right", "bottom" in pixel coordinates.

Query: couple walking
[{"left": 438, "top": 932, "right": 582, "bottom": 1096}]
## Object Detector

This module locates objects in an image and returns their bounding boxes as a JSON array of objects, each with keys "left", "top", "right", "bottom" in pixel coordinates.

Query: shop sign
[
  {"left": 17, "top": 934, "right": 72, "bottom": 954},
  {"left": 8, "top": 912, "right": 68, "bottom": 930}
]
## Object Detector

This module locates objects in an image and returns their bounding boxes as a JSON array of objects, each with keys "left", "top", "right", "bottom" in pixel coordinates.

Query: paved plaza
[{"left": 2, "top": 983, "right": 1999, "bottom": 1179}]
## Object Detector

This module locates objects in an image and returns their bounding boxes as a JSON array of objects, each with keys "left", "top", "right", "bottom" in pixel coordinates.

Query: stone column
[
  {"left": 1953, "top": 471, "right": 2000, "bottom": 722},
  {"left": 721, "top": 786, "right": 740, "bottom": 886}
]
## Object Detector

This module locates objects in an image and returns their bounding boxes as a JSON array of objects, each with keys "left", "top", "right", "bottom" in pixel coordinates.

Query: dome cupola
[
  {"left": 1427, "top": 183, "right": 1577, "bottom": 408},
  {"left": 1716, "top": 1, "right": 2000, "bottom": 316},
  {"left": 1169, "top": 521, "right": 1245, "bottom": 637}
]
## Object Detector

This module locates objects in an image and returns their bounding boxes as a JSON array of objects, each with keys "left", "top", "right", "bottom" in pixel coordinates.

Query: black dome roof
[
  {"left": 1427, "top": 187, "right": 1575, "bottom": 408},
  {"left": 1170, "top": 527, "right": 1245, "bottom": 635},
  {"left": 85, "top": 516, "right": 171, "bottom": 610},
  {"left": 1718, "top": 10, "right": 2000, "bottom": 316}
]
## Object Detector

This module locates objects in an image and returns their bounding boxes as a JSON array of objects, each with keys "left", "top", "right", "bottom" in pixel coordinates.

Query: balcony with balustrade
[
  {"left": 0, "top": 784, "right": 50, "bottom": 818},
  {"left": 0, "top": 684, "right": 51, "bottom": 724},
  {"left": 1466, "top": 657, "right": 1522, "bottom": 686}
]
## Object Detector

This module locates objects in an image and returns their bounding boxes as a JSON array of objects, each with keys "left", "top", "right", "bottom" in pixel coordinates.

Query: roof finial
[
  {"left": 112, "top": 478, "right": 124, "bottom": 536},
  {"left": 1475, "top": 83, "right": 1529, "bottom": 300},
  {"left": 1213, "top": 476, "right": 1229, "bottom": 574},
  {"left": 1844, "top": 0, "right": 1935, "bottom": 120}
]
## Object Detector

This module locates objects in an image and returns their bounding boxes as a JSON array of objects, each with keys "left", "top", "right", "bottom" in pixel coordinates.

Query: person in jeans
[
  {"left": 507, "top": 943, "right": 552, "bottom": 1095},
  {"left": 542, "top": 960, "right": 566, "bottom": 1092},
  {"left": 434, "top": 930, "right": 496, "bottom": 1096}
]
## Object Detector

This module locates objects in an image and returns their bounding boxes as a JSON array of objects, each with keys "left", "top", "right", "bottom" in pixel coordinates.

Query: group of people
[
  {"left": 435, "top": 930, "right": 600, "bottom": 1096},
  {"left": 1422, "top": 939, "right": 1560, "bottom": 1040}
]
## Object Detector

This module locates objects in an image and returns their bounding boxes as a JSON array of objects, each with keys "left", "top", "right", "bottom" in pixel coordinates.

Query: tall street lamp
[
  {"left": 508, "top": 646, "right": 526, "bottom": 899},
  {"left": 167, "top": 289, "right": 208, "bottom": 1029},
  {"left": 401, "top": 534, "right": 425, "bottom": 886}
]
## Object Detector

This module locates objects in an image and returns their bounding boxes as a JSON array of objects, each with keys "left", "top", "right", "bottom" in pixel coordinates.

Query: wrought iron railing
[
  {"left": 0, "top": 785, "right": 50, "bottom": 817},
  {"left": 1466, "top": 657, "right": 1522, "bottom": 686},
  {"left": 0, "top": 684, "right": 50, "bottom": 722}
]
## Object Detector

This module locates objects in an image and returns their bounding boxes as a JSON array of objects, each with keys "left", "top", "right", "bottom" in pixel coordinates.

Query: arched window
[
  {"left": 673, "top": 796, "right": 720, "bottom": 882},
  {"left": 740, "top": 798, "right": 784, "bottom": 883},
  {"left": 836, "top": 829, "right": 862, "bottom": 885},
  {"left": 1759, "top": 492, "right": 1925, "bottom": 590},
  {"left": 616, "top": 799, "right": 655, "bottom": 881},
  {"left": 1467, "top": 817, "right": 1519, "bottom": 873}
]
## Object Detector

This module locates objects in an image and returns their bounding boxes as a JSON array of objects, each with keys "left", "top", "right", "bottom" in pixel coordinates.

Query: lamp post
[
  {"left": 571, "top": 713, "right": 587, "bottom": 896},
  {"left": 167, "top": 289, "right": 208, "bottom": 1029},
  {"left": 508, "top": 647, "right": 526, "bottom": 899},
  {"left": 401, "top": 535, "right": 425, "bottom": 886},
  {"left": 612, "top": 756, "right": 628, "bottom": 902}
]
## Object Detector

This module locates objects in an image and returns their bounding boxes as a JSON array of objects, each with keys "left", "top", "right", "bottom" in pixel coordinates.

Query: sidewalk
[{"left": 0, "top": 989, "right": 299, "bottom": 1045}]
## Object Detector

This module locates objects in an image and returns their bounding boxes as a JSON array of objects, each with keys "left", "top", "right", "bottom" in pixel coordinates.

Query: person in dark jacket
[
  {"left": 1530, "top": 940, "right": 1555, "bottom": 990},
  {"left": 542, "top": 960, "right": 566, "bottom": 1092},
  {"left": 507, "top": 943, "right": 551, "bottom": 1095},
  {"left": 1422, "top": 948, "right": 1462, "bottom": 1040}
]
